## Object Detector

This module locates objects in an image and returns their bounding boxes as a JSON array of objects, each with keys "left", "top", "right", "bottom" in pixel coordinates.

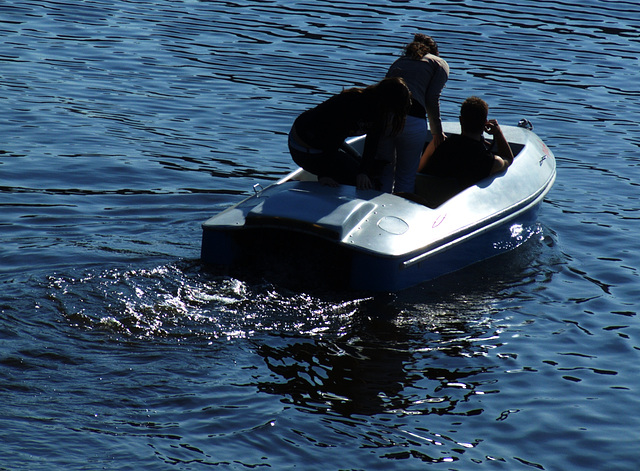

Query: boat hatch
[{"left": 245, "top": 187, "right": 376, "bottom": 240}]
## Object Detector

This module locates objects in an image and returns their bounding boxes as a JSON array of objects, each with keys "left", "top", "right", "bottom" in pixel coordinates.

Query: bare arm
[
  {"left": 485, "top": 119, "right": 514, "bottom": 174},
  {"left": 418, "top": 138, "right": 437, "bottom": 172}
]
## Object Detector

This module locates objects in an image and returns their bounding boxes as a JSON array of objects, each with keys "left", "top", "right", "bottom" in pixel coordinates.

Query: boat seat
[
  {"left": 410, "top": 139, "right": 526, "bottom": 208},
  {"left": 412, "top": 174, "right": 465, "bottom": 208}
]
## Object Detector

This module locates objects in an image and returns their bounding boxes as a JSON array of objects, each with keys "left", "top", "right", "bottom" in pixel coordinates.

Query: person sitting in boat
[
  {"left": 288, "top": 77, "right": 411, "bottom": 190},
  {"left": 418, "top": 96, "right": 514, "bottom": 188},
  {"left": 378, "top": 33, "right": 450, "bottom": 194}
]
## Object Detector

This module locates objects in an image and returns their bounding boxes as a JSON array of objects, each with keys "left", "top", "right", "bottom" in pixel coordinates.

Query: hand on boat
[
  {"left": 432, "top": 132, "right": 447, "bottom": 148},
  {"left": 356, "top": 173, "right": 373, "bottom": 190}
]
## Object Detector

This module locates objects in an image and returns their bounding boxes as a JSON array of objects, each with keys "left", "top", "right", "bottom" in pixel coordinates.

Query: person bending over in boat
[
  {"left": 418, "top": 96, "right": 514, "bottom": 188},
  {"left": 378, "top": 33, "right": 449, "bottom": 194},
  {"left": 288, "top": 77, "right": 411, "bottom": 190}
]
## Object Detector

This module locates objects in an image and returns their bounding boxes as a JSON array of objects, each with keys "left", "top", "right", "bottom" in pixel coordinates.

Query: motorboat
[{"left": 200, "top": 121, "right": 556, "bottom": 292}]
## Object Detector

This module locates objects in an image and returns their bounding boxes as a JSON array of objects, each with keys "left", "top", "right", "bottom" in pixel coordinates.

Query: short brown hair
[{"left": 460, "top": 96, "right": 489, "bottom": 134}]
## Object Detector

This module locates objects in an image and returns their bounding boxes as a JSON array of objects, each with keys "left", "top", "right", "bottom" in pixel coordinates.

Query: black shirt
[
  {"left": 293, "top": 90, "right": 384, "bottom": 174},
  {"left": 421, "top": 134, "right": 495, "bottom": 187}
]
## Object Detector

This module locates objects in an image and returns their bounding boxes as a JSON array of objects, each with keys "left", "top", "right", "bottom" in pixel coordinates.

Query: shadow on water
[
  {"left": 247, "top": 224, "right": 562, "bottom": 417},
  {"left": 253, "top": 298, "right": 493, "bottom": 418},
  {"left": 240, "top": 279, "right": 508, "bottom": 464}
]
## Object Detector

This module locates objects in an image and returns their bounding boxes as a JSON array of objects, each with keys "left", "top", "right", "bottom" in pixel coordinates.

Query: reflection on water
[
  {"left": 255, "top": 316, "right": 494, "bottom": 419},
  {"left": 250, "top": 293, "right": 507, "bottom": 465}
]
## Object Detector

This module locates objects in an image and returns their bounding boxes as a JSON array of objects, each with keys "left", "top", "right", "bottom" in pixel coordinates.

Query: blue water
[{"left": 2, "top": 0, "right": 640, "bottom": 469}]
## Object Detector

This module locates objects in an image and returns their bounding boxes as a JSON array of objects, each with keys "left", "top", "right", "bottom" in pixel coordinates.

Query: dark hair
[
  {"left": 460, "top": 96, "right": 489, "bottom": 134},
  {"left": 369, "top": 77, "right": 411, "bottom": 136},
  {"left": 403, "top": 41, "right": 431, "bottom": 60},
  {"left": 345, "top": 77, "right": 411, "bottom": 136},
  {"left": 413, "top": 33, "right": 439, "bottom": 56}
]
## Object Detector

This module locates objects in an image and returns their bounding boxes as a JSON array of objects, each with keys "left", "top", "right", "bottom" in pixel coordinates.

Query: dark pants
[{"left": 288, "top": 142, "right": 362, "bottom": 186}]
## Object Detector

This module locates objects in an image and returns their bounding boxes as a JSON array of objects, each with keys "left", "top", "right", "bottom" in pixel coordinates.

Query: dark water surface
[{"left": 2, "top": 1, "right": 640, "bottom": 469}]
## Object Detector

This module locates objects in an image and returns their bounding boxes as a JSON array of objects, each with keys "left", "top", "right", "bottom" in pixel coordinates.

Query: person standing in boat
[
  {"left": 419, "top": 96, "right": 514, "bottom": 188},
  {"left": 288, "top": 77, "right": 411, "bottom": 190},
  {"left": 378, "top": 33, "right": 450, "bottom": 193}
]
